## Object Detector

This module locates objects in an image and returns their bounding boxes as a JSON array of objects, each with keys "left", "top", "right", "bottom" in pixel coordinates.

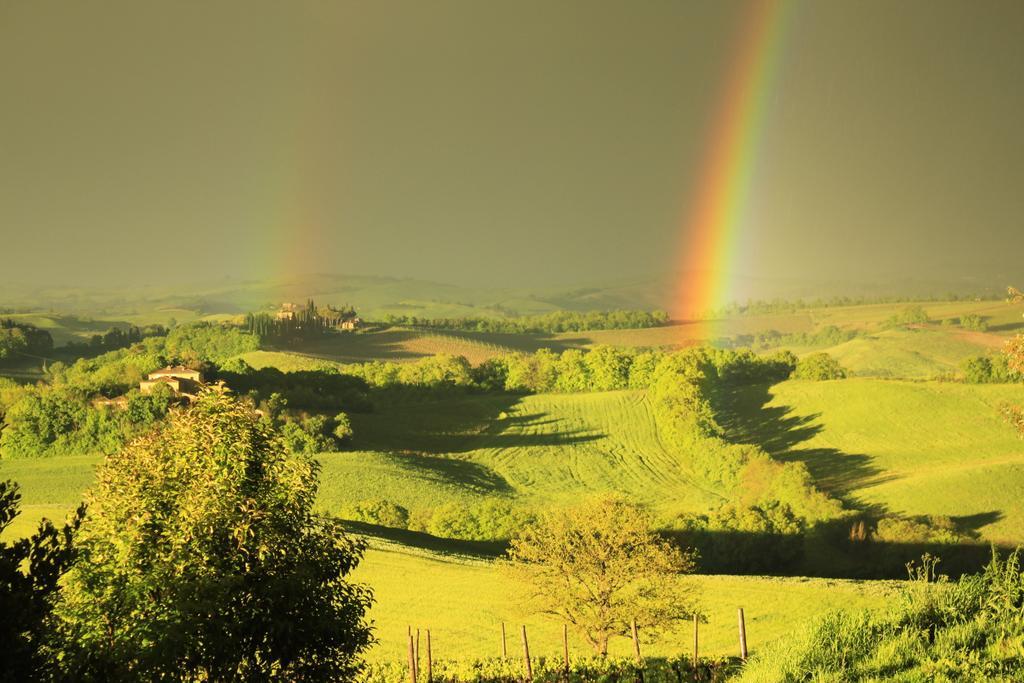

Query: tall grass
[{"left": 739, "top": 549, "right": 1024, "bottom": 681}]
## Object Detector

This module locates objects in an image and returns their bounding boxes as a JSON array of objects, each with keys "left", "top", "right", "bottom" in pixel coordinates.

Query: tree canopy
[
  {"left": 504, "top": 497, "right": 695, "bottom": 656},
  {"left": 52, "top": 391, "right": 373, "bottom": 681}
]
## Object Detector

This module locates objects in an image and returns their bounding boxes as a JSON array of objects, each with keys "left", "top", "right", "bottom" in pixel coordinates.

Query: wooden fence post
[
  {"left": 631, "top": 619, "right": 644, "bottom": 683},
  {"left": 415, "top": 628, "right": 421, "bottom": 675},
  {"left": 407, "top": 632, "right": 417, "bottom": 683},
  {"left": 692, "top": 614, "right": 699, "bottom": 670},
  {"left": 426, "top": 629, "right": 433, "bottom": 683},
  {"left": 631, "top": 619, "right": 642, "bottom": 663},
  {"left": 738, "top": 608, "right": 748, "bottom": 661},
  {"left": 521, "top": 625, "right": 533, "bottom": 681},
  {"left": 502, "top": 622, "right": 508, "bottom": 660},
  {"left": 562, "top": 623, "right": 570, "bottom": 679}
]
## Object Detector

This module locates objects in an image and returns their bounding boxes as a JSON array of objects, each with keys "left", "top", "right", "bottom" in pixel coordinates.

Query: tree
[
  {"left": 959, "top": 313, "right": 989, "bottom": 332},
  {"left": 504, "top": 497, "right": 695, "bottom": 656},
  {"left": 52, "top": 392, "right": 373, "bottom": 681},
  {"left": 1004, "top": 288, "right": 1024, "bottom": 436},
  {"left": 0, "top": 481, "right": 82, "bottom": 682},
  {"left": 332, "top": 411, "right": 354, "bottom": 443},
  {"left": 793, "top": 352, "right": 846, "bottom": 380}
]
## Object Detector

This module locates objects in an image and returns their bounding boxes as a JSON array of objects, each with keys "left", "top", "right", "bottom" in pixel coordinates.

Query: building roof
[
  {"left": 150, "top": 365, "right": 198, "bottom": 375},
  {"left": 142, "top": 376, "right": 181, "bottom": 385}
]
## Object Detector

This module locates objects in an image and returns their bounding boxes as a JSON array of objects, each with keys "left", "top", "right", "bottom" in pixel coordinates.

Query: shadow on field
[
  {"left": 664, "top": 515, "right": 1008, "bottom": 580},
  {"left": 349, "top": 392, "right": 605, "bottom": 496},
  {"left": 342, "top": 520, "right": 508, "bottom": 559},
  {"left": 386, "top": 452, "right": 515, "bottom": 494},
  {"left": 283, "top": 328, "right": 434, "bottom": 362},
  {"left": 711, "top": 383, "right": 895, "bottom": 501},
  {"left": 696, "top": 382, "right": 1011, "bottom": 579},
  {"left": 987, "top": 321, "right": 1024, "bottom": 334},
  {"left": 354, "top": 394, "right": 605, "bottom": 457}
]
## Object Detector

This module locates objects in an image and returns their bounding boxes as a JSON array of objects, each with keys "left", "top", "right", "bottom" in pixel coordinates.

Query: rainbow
[{"left": 674, "top": 0, "right": 795, "bottom": 319}]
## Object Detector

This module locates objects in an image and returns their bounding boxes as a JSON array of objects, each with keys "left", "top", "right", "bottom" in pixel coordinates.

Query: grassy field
[
  {"left": 806, "top": 300, "right": 1024, "bottom": 335},
  {"left": 3, "top": 375, "right": 1022, "bottom": 667},
  {"left": 353, "top": 544, "right": 897, "bottom": 664},
  {"left": 811, "top": 327, "right": 1000, "bottom": 379},
  {"left": 720, "top": 378, "right": 1024, "bottom": 542},
  {"left": 324, "top": 391, "right": 724, "bottom": 519},
  {"left": 0, "top": 453, "right": 99, "bottom": 539},
  {"left": 10, "top": 378, "right": 1022, "bottom": 542}
]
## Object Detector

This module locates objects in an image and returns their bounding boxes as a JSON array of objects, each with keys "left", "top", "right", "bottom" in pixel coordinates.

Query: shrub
[
  {"left": 347, "top": 499, "right": 410, "bottom": 529},
  {"left": 424, "top": 500, "right": 535, "bottom": 541},
  {"left": 740, "top": 549, "right": 1024, "bottom": 681},
  {"left": 959, "top": 313, "right": 989, "bottom": 332},
  {"left": 793, "top": 353, "right": 846, "bottom": 380}
]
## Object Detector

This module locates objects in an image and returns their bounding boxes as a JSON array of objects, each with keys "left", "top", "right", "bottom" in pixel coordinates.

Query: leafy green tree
[
  {"left": 554, "top": 349, "right": 591, "bottom": 392},
  {"left": 0, "top": 327, "right": 28, "bottom": 360},
  {"left": 52, "top": 392, "right": 373, "bottom": 681},
  {"left": 959, "top": 313, "right": 989, "bottom": 331},
  {"left": 793, "top": 353, "right": 846, "bottom": 380},
  {"left": 1002, "top": 287, "right": 1024, "bottom": 435},
  {"left": 347, "top": 499, "right": 410, "bottom": 528},
  {"left": 0, "top": 481, "right": 82, "bottom": 682},
  {"left": 504, "top": 497, "right": 695, "bottom": 656},
  {"left": 963, "top": 356, "right": 995, "bottom": 383},
  {"left": 332, "top": 411, "right": 354, "bottom": 444},
  {"left": 584, "top": 345, "right": 632, "bottom": 391}
]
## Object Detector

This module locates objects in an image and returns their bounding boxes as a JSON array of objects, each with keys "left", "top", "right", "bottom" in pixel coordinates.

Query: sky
[{"left": 1, "top": 0, "right": 1022, "bottom": 294}]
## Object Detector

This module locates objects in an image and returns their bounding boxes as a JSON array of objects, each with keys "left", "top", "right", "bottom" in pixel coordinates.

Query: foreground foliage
[
  {"left": 361, "top": 655, "right": 738, "bottom": 682},
  {"left": 51, "top": 392, "right": 373, "bottom": 681},
  {"left": 740, "top": 549, "right": 1024, "bottom": 681},
  {"left": 0, "top": 481, "right": 81, "bottom": 682}
]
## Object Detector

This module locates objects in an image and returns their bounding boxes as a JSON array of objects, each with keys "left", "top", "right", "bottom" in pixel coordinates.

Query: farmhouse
[
  {"left": 275, "top": 302, "right": 300, "bottom": 321},
  {"left": 140, "top": 366, "right": 207, "bottom": 399}
]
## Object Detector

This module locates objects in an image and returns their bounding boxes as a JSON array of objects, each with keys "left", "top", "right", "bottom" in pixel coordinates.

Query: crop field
[
  {"left": 324, "top": 391, "right": 723, "bottom": 519},
  {"left": 719, "top": 378, "right": 1024, "bottom": 542}
]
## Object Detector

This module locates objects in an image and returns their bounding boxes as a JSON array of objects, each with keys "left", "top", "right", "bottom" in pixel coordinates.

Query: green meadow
[{"left": 352, "top": 544, "right": 897, "bottom": 663}]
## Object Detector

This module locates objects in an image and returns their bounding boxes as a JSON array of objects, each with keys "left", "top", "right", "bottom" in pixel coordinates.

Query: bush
[
  {"left": 793, "top": 353, "right": 846, "bottom": 380},
  {"left": 421, "top": 500, "right": 535, "bottom": 541},
  {"left": 739, "top": 549, "right": 1024, "bottom": 681},
  {"left": 885, "top": 306, "right": 929, "bottom": 328},
  {"left": 959, "top": 313, "right": 989, "bottom": 332},
  {"left": 962, "top": 354, "right": 1020, "bottom": 383},
  {"left": 347, "top": 499, "right": 409, "bottom": 528},
  {"left": 333, "top": 412, "right": 354, "bottom": 443}
]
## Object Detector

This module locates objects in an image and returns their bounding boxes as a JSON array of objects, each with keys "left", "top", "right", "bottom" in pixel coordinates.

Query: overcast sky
[{"left": 1, "top": 0, "right": 1021, "bottom": 291}]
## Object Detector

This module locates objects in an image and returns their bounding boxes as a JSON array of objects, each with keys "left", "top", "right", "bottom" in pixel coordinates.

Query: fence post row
[{"left": 400, "top": 613, "right": 745, "bottom": 680}]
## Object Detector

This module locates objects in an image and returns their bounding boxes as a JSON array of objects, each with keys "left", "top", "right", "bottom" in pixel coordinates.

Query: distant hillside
[{"left": 1, "top": 271, "right": 1015, "bottom": 325}]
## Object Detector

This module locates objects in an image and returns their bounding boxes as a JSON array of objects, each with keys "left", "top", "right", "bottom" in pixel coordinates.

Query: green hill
[{"left": 720, "top": 378, "right": 1024, "bottom": 542}]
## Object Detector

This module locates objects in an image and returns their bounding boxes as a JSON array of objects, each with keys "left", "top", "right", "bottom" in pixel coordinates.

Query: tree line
[
  {"left": 381, "top": 309, "right": 670, "bottom": 334},
  {"left": 244, "top": 299, "right": 358, "bottom": 342},
  {"left": 0, "top": 319, "right": 53, "bottom": 362}
]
